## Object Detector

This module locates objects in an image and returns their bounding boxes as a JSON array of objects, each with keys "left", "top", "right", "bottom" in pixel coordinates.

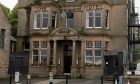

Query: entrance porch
[{"left": 48, "top": 40, "right": 85, "bottom": 78}]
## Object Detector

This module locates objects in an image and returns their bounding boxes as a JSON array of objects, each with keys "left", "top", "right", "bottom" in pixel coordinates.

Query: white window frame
[
  {"left": 86, "top": 10, "right": 94, "bottom": 28},
  {"left": 34, "top": 11, "right": 48, "bottom": 29},
  {"left": 42, "top": 12, "right": 48, "bottom": 29},
  {"left": 85, "top": 41, "right": 93, "bottom": 64},
  {"left": 32, "top": 41, "right": 47, "bottom": 66},
  {"left": 95, "top": 9, "right": 102, "bottom": 28},
  {"left": 94, "top": 50, "right": 102, "bottom": 65},
  {"left": 95, "top": 41, "right": 102, "bottom": 49},
  {"left": 52, "top": 12, "right": 57, "bottom": 28},
  {"left": 66, "top": 0, "right": 76, "bottom": 2},
  {"left": 34, "top": 12, "right": 41, "bottom": 29},
  {"left": 85, "top": 9, "right": 102, "bottom": 29}
]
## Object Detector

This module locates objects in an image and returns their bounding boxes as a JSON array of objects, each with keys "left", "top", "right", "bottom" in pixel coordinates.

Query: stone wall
[{"left": 0, "top": 4, "right": 11, "bottom": 78}]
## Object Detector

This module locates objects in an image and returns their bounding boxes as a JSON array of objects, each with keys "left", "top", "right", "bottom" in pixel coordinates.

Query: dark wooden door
[{"left": 63, "top": 43, "right": 72, "bottom": 73}]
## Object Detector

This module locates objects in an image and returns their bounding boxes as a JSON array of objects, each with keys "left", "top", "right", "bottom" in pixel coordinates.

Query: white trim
[{"left": 66, "top": 0, "right": 76, "bottom": 2}]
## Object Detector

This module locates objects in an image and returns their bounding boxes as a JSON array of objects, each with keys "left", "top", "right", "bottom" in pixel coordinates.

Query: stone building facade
[
  {"left": 17, "top": 0, "right": 128, "bottom": 79},
  {"left": 0, "top": 4, "right": 11, "bottom": 78}
]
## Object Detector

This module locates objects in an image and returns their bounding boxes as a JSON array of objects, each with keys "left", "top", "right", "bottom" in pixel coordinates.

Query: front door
[{"left": 63, "top": 42, "right": 72, "bottom": 73}]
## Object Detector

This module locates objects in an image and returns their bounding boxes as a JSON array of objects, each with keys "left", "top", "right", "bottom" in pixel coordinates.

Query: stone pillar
[
  {"left": 80, "top": 40, "right": 85, "bottom": 78},
  {"left": 72, "top": 40, "right": 76, "bottom": 66},
  {"left": 71, "top": 40, "right": 77, "bottom": 77},
  {"left": 101, "top": 38, "right": 105, "bottom": 75},
  {"left": 47, "top": 40, "right": 50, "bottom": 66},
  {"left": 52, "top": 40, "right": 57, "bottom": 74},
  {"left": 53, "top": 40, "right": 57, "bottom": 65}
]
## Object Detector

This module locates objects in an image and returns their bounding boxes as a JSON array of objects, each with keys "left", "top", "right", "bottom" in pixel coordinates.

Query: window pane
[
  {"left": 33, "top": 50, "right": 39, "bottom": 55},
  {"left": 67, "top": 19, "right": 73, "bottom": 28},
  {"left": 95, "top": 50, "right": 101, "bottom": 56},
  {"left": 41, "top": 50, "right": 47, "bottom": 55},
  {"left": 86, "top": 41, "right": 93, "bottom": 48},
  {"left": 37, "top": 14, "right": 41, "bottom": 28},
  {"left": 33, "top": 56, "right": 38, "bottom": 66},
  {"left": 86, "top": 57, "right": 92, "bottom": 61},
  {"left": 105, "top": 10, "right": 109, "bottom": 28},
  {"left": 43, "top": 13, "right": 48, "bottom": 17},
  {"left": 67, "top": 12, "right": 74, "bottom": 28},
  {"left": 33, "top": 41, "right": 39, "bottom": 48},
  {"left": 52, "top": 13, "right": 56, "bottom": 28},
  {"left": 95, "top": 10, "right": 101, "bottom": 16},
  {"left": 40, "top": 50, "right": 47, "bottom": 66},
  {"left": 95, "top": 57, "right": 102, "bottom": 65},
  {"left": 89, "top": 17, "right": 94, "bottom": 27},
  {"left": 42, "top": 17, "right": 48, "bottom": 28},
  {"left": 95, "top": 17, "right": 101, "bottom": 27},
  {"left": 41, "top": 41, "right": 47, "bottom": 48},
  {"left": 95, "top": 41, "right": 101, "bottom": 48},
  {"left": 86, "top": 50, "right": 92, "bottom": 56},
  {"left": 40, "top": 56, "right": 47, "bottom": 65},
  {"left": 86, "top": 11, "right": 94, "bottom": 28}
]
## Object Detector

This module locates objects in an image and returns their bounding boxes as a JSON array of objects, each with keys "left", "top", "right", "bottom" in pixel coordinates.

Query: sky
[
  {"left": 0, "top": 0, "right": 18, "bottom": 11},
  {"left": 135, "top": 0, "right": 140, "bottom": 15},
  {"left": 0, "top": 0, "right": 139, "bottom": 12}
]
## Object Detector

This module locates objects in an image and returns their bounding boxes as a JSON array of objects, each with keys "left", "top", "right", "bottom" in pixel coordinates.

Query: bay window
[
  {"left": 85, "top": 9, "right": 110, "bottom": 29},
  {"left": 86, "top": 9, "right": 102, "bottom": 28},
  {"left": 34, "top": 11, "right": 48, "bottom": 29}
]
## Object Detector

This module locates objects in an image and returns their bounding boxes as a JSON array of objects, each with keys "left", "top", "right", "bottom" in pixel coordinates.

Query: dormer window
[{"left": 66, "top": 0, "right": 76, "bottom": 3}]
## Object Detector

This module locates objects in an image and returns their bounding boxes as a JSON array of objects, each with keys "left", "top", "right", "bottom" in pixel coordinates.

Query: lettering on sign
[
  {"left": 35, "top": 4, "right": 102, "bottom": 11},
  {"left": 84, "top": 4, "right": 102, "bottom": 9},
  {"left": 36, "top": 6, "right": 47, "bottom": 11},
  {"left": 61, "top": 8, "right": 81, "bottom": 12}
]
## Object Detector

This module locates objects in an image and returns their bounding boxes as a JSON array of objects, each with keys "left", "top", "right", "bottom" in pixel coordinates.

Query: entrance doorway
[{"left": 63, "top": 41, "right": 72, "bottom": 73}]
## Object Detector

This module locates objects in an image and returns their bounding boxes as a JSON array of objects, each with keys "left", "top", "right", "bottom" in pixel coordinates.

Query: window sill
[{"left": 85, "top": 63, "right": 102, "bottom": 67}]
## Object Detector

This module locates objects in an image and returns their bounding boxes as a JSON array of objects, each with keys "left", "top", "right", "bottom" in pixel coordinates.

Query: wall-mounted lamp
[{"left": 58, "top": 58, "right": 61, "bottom": 65}]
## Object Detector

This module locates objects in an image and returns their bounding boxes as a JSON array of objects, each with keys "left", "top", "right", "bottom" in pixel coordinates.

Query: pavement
[
  {"left": 0, "top": 77, "right": 113, "bottom": 84},
  {"left": 56, "top": 79, "right": 113, "bottom": 84}
]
